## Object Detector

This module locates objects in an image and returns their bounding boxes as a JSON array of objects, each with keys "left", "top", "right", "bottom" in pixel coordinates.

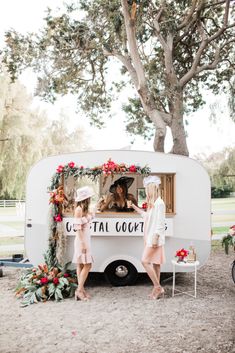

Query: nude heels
[
  {"left": 75, "top": 289, "right": 88, "bottom": 301},
  {"left": 151, "top": 286, "right": 165, "bottom": 300}
]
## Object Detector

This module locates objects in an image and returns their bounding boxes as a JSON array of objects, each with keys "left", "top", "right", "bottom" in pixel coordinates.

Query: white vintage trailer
[{"left": 25, "top": 150, "right": 211, "bottom": 285}]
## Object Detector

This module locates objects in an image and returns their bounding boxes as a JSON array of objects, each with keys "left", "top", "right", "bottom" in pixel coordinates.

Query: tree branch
[
  {"left": 177, "top": 0, "right": 199, "bottom": 30},
  {"left": 121, "top": 0, "right": 147, "bottom": 90},
  {"left": 195, "top": 44, "right": 221, "bottom": 74},
  {"left": 179, "top": 0, "right": 232, "bottom": 87}
]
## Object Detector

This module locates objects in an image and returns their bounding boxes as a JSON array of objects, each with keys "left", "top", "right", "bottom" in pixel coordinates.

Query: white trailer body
[{"left": 25, "top": 150, "right": 211, "bottom": 285}]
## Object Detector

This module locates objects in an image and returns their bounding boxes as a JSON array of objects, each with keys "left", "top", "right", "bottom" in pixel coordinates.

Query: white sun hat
[
  {"left": 143, "top": 175, "right": 161, "bottom": 187},
  {"left": 75, "top": 186, "right": 95, "bottom": 202}
]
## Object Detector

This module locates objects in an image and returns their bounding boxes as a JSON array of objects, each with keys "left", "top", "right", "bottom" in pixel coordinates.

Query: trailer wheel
[{"left": 104, "top": 260, "right": 138, "bottom": 286}]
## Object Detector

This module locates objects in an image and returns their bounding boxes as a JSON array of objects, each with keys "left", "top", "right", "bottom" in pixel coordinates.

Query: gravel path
[{"left": 0, "top": 246, "right": 234, "bottom": 353}]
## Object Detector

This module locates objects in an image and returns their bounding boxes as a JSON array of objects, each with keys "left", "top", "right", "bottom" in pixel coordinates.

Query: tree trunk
[{"left": 169, "top": 90, "right": 189, "bottom": 156}]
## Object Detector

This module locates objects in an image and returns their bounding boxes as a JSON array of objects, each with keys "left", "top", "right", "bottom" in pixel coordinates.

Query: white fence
[{"left": 0, "top": 200, "right": 25, "bottom": 208}]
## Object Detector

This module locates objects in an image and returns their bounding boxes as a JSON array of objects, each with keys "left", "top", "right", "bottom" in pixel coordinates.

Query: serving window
[
  {"left": 62, "top": 172, "right": 175, "bottom": 216},
  {"left": 98, "top": 173, "right": 175, "bottom": 215}
]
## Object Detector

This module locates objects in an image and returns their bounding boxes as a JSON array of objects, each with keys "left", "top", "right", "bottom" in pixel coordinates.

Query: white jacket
[{"left": 144, "top": 197, "right": 166, "bottom": 247}]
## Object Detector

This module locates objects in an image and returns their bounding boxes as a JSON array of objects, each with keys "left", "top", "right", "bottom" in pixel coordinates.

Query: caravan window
[{"left": 98, "top": 173, "right": 175, "bottom": 215}]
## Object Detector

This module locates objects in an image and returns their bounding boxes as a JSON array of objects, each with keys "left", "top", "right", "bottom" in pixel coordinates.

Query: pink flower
[
  {"left": 68, "top": 162, "right": 75, "bottom": 168},
  {"left": 40, "top": 277, "right": 48, "bottom": 285},
  {"left": 53, "top": 277, "right": 59, "bottom": 285},
  {"left": 54, "top": 214, "right": 62, "bottom": 222},
  {"left": 129, "top": 165, "right": 137, "bottom": 173},
  {"left": 56, "top": 165, "right": 64, "bottom": 173}
]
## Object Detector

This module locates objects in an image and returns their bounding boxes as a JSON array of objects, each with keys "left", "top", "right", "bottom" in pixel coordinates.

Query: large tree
[{"left": 2, "top": 0, "right": 235, "bottom": 155}]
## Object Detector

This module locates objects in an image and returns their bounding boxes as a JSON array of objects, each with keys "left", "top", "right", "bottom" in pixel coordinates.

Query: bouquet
[
  {"left": 222, "top": 225, "right": 235, "bottom": 255},
  {"left": 15, "top": 264, "right": 77, "bottom": 306},
  {"left": 175, "top": 248, "right": 189, "bottom": 262}
]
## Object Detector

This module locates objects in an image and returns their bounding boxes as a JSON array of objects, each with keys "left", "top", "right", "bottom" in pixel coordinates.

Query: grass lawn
[
  {"left": 0, "top": 207, "right": 18, "bottom": 216},
  {"left": 0, "top": 221, "right": 24, "bottom": 230},
  {"left": 211, "top": 197, "right": 235, "bottom": 211},
  {"left": 212, "top": 226, "right": 231, "bottom": 235},
  {"left": 0, "top": 236, "right": 24, "bottom": 245}
]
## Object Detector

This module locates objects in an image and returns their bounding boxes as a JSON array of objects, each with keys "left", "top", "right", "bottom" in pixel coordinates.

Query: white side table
[{"left": 172, "top": 259, "right": 200, "bottom": 298}]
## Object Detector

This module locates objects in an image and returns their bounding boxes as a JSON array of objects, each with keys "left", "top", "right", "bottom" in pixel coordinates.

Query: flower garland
[{"left": 49, "top": 158, "right": 151, "bottom": 191}]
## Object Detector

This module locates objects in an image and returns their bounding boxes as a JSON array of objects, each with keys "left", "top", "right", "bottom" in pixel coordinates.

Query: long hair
[
  {"left": 113, "top": 183, "right": 128, "bottom": 201},
  {"left": 76, "top": 198, "right": 90, "bottom": 215},
  {"left": 145, "top": 183, "right": 159, "bottom": 209}
]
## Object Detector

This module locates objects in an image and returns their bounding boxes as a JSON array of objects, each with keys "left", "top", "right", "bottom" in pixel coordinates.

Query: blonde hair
[{"left": 145, "top": 183, "right": 159, "bottom": 209}]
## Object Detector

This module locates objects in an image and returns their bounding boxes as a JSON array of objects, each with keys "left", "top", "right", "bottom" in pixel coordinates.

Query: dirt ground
[{"left": 0, "top": 244, "right": 234, "bottom": 353}]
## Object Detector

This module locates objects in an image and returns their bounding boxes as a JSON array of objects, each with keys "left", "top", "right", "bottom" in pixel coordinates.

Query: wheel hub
[{"left": 115, "top": 265, "right": 128, "bottom": 278}]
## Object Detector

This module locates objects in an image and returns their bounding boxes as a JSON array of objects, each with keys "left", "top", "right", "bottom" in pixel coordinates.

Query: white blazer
[{"left": 144, "top": 197, "right": 166, "bottom": 247}]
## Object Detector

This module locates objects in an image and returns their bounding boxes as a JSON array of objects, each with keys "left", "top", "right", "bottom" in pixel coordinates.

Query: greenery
[
  {"left": 0, "top": 68, "right": 90, "bottom": 199},
  {"left": 196, "top": 147, "right": 235, "bottom": 194},
  {"left": 2, "top": 1, "right": 234, "bottom": 156},
  {"left": 221, "top": 225, "right": 235, "bottom": 255},
  {"left": 0, "top": 236, "right": 23, "bottom": 245},
  {"left": 15, "top": 263, "right": 77, "bottom": 306}
]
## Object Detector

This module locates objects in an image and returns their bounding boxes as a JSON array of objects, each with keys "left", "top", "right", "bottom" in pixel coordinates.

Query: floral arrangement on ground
[
  {"left": 15, "top": 263, "right": 77, "bottom": 307},
  {"left": 221, "top": 225, "right": 235, "bottom": 254}
]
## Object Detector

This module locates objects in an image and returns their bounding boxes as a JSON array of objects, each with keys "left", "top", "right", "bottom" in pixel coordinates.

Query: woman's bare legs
[
  {"left": 153, "top": 263, "right": 164, "bottom": 298},
  {"left": 142, "top": 261, "right": 160, "bottom": 298},
  {"left": 76, "top": 263, "right": 92, "bottom": 300},
  {"left": 153, "top": 264, "right": 161, "bottom": 283}
]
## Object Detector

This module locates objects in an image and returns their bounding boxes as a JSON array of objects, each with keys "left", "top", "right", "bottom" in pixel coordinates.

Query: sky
[{"left": 0, "top": 0, "right": 234, "bottom": 157}]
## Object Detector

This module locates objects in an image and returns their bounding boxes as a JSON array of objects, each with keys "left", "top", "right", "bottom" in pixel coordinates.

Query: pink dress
[
  {"left": 141, "top": 210, "right": 166, "bottom": 265},
  {"left": 72, "top": 213, "right": 94, "bottom": 264}
]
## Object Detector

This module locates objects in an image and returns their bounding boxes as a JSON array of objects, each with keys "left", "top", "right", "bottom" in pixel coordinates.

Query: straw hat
[
  {"left": 109, "top": 176, "right": 134, "bottom": 193},
  {"left": 75, "top": 186, "right": 95, "bottom": 202},
  {"left": 143, "top": 175, "right": 161, "bottom": 187}
]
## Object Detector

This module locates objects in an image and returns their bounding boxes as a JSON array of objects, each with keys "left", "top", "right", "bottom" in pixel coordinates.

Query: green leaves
[{"left": 15, "top": 265, "right": 78, "bottom": 306}]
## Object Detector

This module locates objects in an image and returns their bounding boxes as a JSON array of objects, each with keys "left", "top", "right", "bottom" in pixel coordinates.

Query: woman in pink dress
[
  {"left": 73, "top": 186, "right": 95, "bottom": 301},
  {"left": 130, "top": 175, "right": 166, "bottom": 299}
]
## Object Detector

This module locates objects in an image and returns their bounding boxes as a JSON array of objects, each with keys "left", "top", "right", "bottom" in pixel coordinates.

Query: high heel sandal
[
  {"left": 75, "top": 289, "right": 88, "bottom": 301},
  {"left": 151, "top": 286, "right": 165, "bottom": 300}
]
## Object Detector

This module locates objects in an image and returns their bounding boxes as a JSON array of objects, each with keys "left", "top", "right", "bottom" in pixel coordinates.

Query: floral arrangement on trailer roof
[{"left": 49, "top": 158, "right": 151, "bottom": 191}]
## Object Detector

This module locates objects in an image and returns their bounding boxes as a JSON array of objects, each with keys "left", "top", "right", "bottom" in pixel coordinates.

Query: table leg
[
  {"left": 194, "top": 263, "right": 197, "bottom": 298},
  {"left": 172, "top": 264, "right": 175, "bottom": 297}
]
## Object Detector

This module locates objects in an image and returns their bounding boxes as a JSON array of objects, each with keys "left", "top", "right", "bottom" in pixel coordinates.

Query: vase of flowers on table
[{"left": 175, "top": 248, "right": 189, "bottom": 263}]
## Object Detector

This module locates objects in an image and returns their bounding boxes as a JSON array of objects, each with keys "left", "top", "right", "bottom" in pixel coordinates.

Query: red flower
[
  {"left": 68, "top": 162, "right": 75, "bottom": 168},
  {"left": 54, "top": 214, "right": 62, "bottom": 222},
  {"left": 80, "top": 166, "right": 84, "bottom": 169},
  {"left": 53, "top": 277, "right": 59, "bottom": 285},
  {"left": 102, "top": 159, "right": 117, "bottom": 174},
  {"left": 56, "top": 165, "right": 64, "bottom": 173},
  {"left": 142, "top": 202, "right": 147, "bottom": 209},
  {"left": 40, "top": 277, "right": 49, "bottom": 285},
  {"left": 129, "top": 165, "right": 137, "bottom": 173},
  {"left": 63, "top": 273, "right": 69, "bottom": 278},
  {"left": 176, "top": 248, "right": 189, "bottom": 258}
]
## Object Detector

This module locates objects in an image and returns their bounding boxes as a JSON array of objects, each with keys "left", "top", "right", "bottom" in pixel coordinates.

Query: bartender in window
[{"left": 98, "top": 176, "right": 138, "bottom": 212}]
